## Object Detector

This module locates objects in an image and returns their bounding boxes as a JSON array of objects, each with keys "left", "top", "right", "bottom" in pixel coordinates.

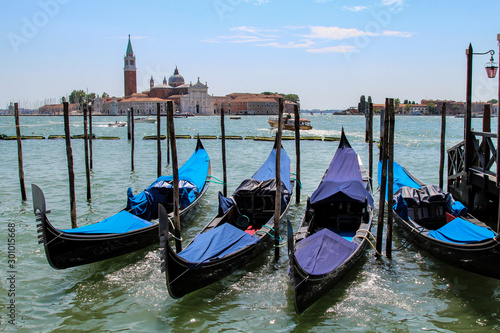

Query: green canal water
[{"left": 0, "top": 115, "right": 499, "bottom": 332}]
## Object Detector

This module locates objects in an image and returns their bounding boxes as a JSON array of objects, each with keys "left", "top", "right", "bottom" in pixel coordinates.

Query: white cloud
[
  {"left": 203, "top": 24, "right": 411, "bottom": 53},
  {"left": 230, "top": 26, "right": 280, "bottom": 37},
  {"left": 342, "top": 5, "right": 368, "bottom": 12},
  {"left": 382, "top": 0, "right": 403, "bottom": 6},
  {"left": 381, "top": 30, "right": 412, "bottom": 37},
  {"left": 304, "top": 26, "right": 367, "bottom": 39},
  {"left": 306, "top": 45, "right": 357, "bottom": 53},
  {"left": 263, "top": 40, "right": 315, "bottom": 48},
  {"left": 303, "top": 26, "right": 412, "bottom": 39}
]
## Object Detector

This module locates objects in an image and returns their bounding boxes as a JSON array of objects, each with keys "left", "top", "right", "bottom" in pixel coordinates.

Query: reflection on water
[{"left": 0, "top": 115, "right": 499, "bottom": 331}]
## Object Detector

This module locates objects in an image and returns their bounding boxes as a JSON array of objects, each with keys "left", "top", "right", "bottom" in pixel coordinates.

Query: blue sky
[{"left": 1, "top": 0, "right": 500, "bottom": 110}]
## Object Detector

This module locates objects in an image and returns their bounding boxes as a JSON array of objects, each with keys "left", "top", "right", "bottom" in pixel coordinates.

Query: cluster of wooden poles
[
  {"left": 16, "top": 97, "right": 496, "bottom": 260},
  {"left": 366, "top": 100, "right": 451, "bottom": 258},
  {"left": 13, "top": 99, "right": 302, "bottom": 262}
]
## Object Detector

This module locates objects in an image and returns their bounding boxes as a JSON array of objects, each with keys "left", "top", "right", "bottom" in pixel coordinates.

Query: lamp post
[
  {"left": 464, "top": 44, "right": 497, "bottom": 178},
  {"left": 497, "top": 34, "right": 500, "bottom": 233}
]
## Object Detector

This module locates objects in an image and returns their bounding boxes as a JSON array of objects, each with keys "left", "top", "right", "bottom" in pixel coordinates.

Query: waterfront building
[
  {"left": 215, "top": 93, "right": 296, "bottom": 115},
  {"left": 180, "top": 78, "right": 214, "bottom": 115}
]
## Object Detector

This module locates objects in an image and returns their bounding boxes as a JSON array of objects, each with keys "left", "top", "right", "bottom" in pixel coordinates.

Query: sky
[{"left": 1, "top": 0, "right": 500, "bottom": 110}]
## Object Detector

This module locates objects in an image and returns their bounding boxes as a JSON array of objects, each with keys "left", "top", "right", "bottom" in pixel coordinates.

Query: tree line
[{"left": 63, "top": 90, "right": 110, "bottom": 104}]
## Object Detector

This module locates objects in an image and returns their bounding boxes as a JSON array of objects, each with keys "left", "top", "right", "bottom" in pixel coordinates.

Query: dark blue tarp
[
  {"left": 252, "top": 148, "right": 292, "bottom": 192},
  {"left": 63, "top": 210, "right": 154, "bottom": 234},
  {"left": 127, "top": 147, "right": 209, "bottom": 220},
  {"left": 310, "top": 145, "right": 373, "bottom": 208},
  {"left": 428, "top": 217, "right": 497, "bottom": 243},
  {"left": 294, "top": 228, "right": 358, "bottom": 275},
  {"left": 178, "top": 223, "right": 259, "bottom": 263},
  {"left": 218, "top": 191, "right": 235, "bottom": 216},
  {"left": 378, "top": 160, "right": 422, "bottom": 195}
]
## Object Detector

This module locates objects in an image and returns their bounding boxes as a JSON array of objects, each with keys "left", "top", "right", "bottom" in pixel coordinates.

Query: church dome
[{"left": 168, "top": 66, "right": 185, "bottom": 87}]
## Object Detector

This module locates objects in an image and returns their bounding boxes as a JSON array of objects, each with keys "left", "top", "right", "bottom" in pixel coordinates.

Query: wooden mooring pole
[
  {"left": 166, "top": 105, "right": 170, "bottom": 165},
  {"left": 439, "top": 103, "right": 446, "bottom": 190},
  {"left": 127, "top": 109, "right": 132, "bottom": 140},
  {"left": 83, "top": 103, "right": 91, "bottom": 201},
  {"left": 167, "top": 101, "right": 182, "bottom": 253},
  {"left": 220, "top": 107, "right": 227, "bottom": 197},
  {"left": 131, "top": 107, "right": 135, "bottom": 172},
  {"left": 293, "top": 104, "right": 301, "bottom": 204},
  {"left": 157, "top": 103, "right": 162, "bottom": 178},
  {"left": 368, "top": 102, "right": 373, "bottom": 189},
  {"left": 274, "top": 98, "right": 284, "bottom": 262},
  {"left": 386, "top": 99, "right": 395, "bottom": 258},
  {"left": 63, "top": 102, "right": 77, "bottom": 228},
  {"left": 465, "top": 44, "right": 474, "bottom": 208},
  {"left": 14, "top": 103, "right": 27, "bottom": 201},
  {"left": 89, "top": 104, "right": 93, "bottom": 169},
  {"left": 376, "top": 100, "right": 389, "bottom": 255}
]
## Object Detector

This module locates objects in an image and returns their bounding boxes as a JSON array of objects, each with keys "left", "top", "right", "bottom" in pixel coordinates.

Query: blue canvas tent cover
[
  {"left": 178, "top": 223, "right": 259, "bottom": 263},
  {"left": 127, "top": 147, "right": 210, "bottom": 220},
  {"left": 428, "top": 217, "right": 497, "bottom": 244},
  {"left": 294, "top": 228, "right": 358, "bottom": 275},
  {"left": 252, "top": 148, "right": 292, "bottom": 192},
  {"left": 310, "top": 145, "right": 373, "bottom": 208},
  {"left": 378, "top": 160, "right": 422, "bottom": 196},
  {"left": 63, "top": 210, "right": 155, "bottom": 234}
]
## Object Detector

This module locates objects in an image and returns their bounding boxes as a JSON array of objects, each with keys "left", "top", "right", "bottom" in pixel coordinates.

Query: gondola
[
  {"left": 379, "top": 161, "right": 500, "bottom": 279},
  {"left": 288, "top": 130, "right": 374, "bottom": 314},
  {"left": 159, "top": 143, "right": 294, "bottom": 298},
  {"left": 32, "top": 138, "right": 211, "bottom": 269}
]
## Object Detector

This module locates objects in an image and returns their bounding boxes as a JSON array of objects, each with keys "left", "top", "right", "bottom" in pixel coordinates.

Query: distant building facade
[{"left": 215, "top": 93, "right": 296, "bottom": 115}]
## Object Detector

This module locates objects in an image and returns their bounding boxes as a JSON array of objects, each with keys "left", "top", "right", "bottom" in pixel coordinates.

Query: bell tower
[{"left": 124, "top": 34, "right": 137, "bottom": 97}]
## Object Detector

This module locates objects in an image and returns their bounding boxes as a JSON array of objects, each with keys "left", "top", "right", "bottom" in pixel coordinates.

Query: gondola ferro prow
[{"left": 32, "top": 184, "right": 51, "bottom": 245}]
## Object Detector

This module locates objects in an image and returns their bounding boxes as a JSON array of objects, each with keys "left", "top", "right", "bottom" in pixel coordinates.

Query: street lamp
[
  {"left": 484, "top": 50, "right": 498, "bottom": 78},
  {"left": 464, "top": 44, "right": 498, "bottom": 174}
]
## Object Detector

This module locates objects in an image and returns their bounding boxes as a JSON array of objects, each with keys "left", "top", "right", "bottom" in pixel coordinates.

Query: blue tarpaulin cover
[
  {"left": 378, "top": 160, "right": 422, "bottom": 195},
  {"left": 252, "top": 148, "right": 292, "bottom": 192},
  {"left": 178, "top": 223, "right": 259, "bottom": 263},
  {"left": 218, "top": 191, "right": 235, "bottom": 216},
  {"left": 127, "top": 147, "right": 210, "bottom": 220},
  {"left": 294, "top": 228, "right": 358, "bottom": 275},
  {"left": 63, "top": 210, "right": 154, "bottom": 234},
  {"left": 428, "top": 217, "right": 497, "bottom": 244},
  {"left": 310, "top": 145, "right": 373, "bottom": 208}
]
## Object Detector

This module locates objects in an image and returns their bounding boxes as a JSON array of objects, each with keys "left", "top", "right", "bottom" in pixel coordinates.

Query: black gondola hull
[
  {"left": 33, "top": 165, "right": 210, "bottom": 269},
  {"left": 393, "top": 213, "right": 500, "bottom": 279},
  {"left": 290, "top": 240, "right": 368, "bottom": 314},
  {"left": 162, "top": 191, "right": 293, "bottom": 299},
  {"left": 165, "top": 234, "right": 273, "bottom": 298}
]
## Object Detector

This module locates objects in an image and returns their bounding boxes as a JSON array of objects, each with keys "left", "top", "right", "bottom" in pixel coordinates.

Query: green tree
[
  {"left": 404, "top": 103, "right": 411, "bottom": 114},
  {"left": 359, "top": 95, "right": 367, "bottom": 114},
  {"left": 488, "top": 99, "right": 498, "bottom": 104},
  {"left": 86, "top": 92, "right": 96, "bottom": 104},
  {"left": 427, "top": 102, "right": 437, "bottom": 114},
  {"left": 395, "top": 98, "right": 400, "bottom": 109},
  {"left": 284, "top": 94, "right": 300, "bottom": 103},
  {"left": 102, "top": 92, "right": 109, "bottom": 98},
  {"left": 69, "top": 90, "right": 86, "bottom": 104}
]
